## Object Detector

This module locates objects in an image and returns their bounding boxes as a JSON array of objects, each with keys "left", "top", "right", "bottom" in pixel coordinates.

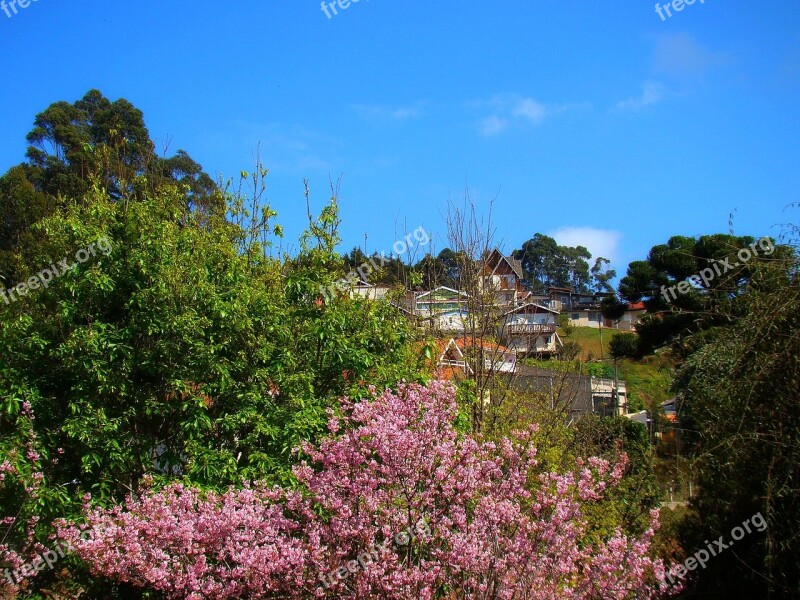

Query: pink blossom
[{"left": 57, "top": 380, "right": 677, "bottom": 599}]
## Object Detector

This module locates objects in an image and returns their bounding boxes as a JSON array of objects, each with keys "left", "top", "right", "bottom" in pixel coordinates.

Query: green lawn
[{"left": 558, "top": 326, "right": 610, "bottom": 361}]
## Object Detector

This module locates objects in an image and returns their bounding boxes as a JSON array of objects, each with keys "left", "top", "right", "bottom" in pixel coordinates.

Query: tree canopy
[{"left": 513, "top": 233, "right": 593, "bottom": 293}]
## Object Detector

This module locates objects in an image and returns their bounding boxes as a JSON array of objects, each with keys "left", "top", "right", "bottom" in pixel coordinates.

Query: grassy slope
[{"left": 555, "top": 326, "right": 676, "bottom": 413}]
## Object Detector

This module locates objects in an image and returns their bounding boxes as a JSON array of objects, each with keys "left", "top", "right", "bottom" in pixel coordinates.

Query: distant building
[
  {"left": 435, "top": 337, "right": 518, "bottom": 377},
  {"left": 548, "top": 287, "right": 615, "bottom": 329},
  {"left": 514, "top": 365, "right": 628, "bottom": 419},
  {"left": 480, "top": 249, "right": 528, "bottom": 307},
  {"left": 617, "top": 302, "right": 647, "bottom": 331},
  {"left": 498, "top": 303, "right": 562, "bottom": 357},
  {"left": 350, "top": 279, "right": 391, "bottom": 301},
  {"left": 413, "top": 286, "right": 470, "bottom": 333}
]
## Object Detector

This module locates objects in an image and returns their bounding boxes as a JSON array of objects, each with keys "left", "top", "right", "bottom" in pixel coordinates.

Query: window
[
  {"left": 545, "top": 336, "right": 552, "bottom": 344},
  {"left": 572, "top": 313, "right": 580, "bottom": 320}
]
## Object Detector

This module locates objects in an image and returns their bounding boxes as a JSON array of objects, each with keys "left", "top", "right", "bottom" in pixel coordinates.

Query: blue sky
[{"left": 1, "top": 0, "right": 798, "bottom": 275}]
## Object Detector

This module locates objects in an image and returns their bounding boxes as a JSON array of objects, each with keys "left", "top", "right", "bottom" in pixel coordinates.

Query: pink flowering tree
[
  {"left": 59, "top": 380, "right": 675, "bottom": 599},
  {"left": 0, "top": 399, "right": 68, "bottom": 598}
]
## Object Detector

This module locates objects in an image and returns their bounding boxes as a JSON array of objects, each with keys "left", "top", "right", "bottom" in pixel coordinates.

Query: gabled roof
[
  {"left": 507, "top": 257, "right": 525, "bottom": 280},
  {"left": 485, "top": 249, "right": 525, "bottom": 280},
  {"left": 435, "top": 337, "right": 514, "bottom": 358},
  {"left": 435, "top": 338, "right": 474, "bottom": 377},
  {"left": 415, "top": 286, "right": 470, "bottom": 300},
  {"left": 500, "top": 303, "right": 560, "bottom": 317}
]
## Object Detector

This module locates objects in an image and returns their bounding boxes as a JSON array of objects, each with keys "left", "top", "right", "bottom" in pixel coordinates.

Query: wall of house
[
  {"left": 506, "top": 312, "right": 556, "bottom": 326},
  {"left": 433, "top": 311, "right": 467, "bottom": 333},
  {"left": 568, "top": 311, "right": 603, "bottom": 329},
  {"left": 351, "top": 287, "right": 389, "bottom": 300},
  {"left": 617, "top": 310, "right": 645, "bottom": 331}
]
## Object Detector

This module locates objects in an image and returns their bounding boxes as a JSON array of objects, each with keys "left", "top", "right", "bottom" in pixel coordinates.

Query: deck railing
[{"left": 505, "top": 323, "right": 557, "bottom": 335}]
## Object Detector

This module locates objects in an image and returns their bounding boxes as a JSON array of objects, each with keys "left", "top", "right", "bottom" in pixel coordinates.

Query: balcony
[{"left": 505, "top": 323, "right": 557, "bottom": 335}]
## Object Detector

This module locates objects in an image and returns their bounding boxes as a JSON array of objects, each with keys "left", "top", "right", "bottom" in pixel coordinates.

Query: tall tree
[
  {"left": 617, "top": 234, "right": 783, "bottom": 355},
  {"left": 673, "top": 246, "right": 799, "bottom": 597},
  {"left": 0, "top": 89, "right": 223, "bottom": 286},
  {"left": 591, "top": 257, "right": 617, "bottom": 293},
  {"left": 513, "top": 233, "right": 592, "bottom": 292}
]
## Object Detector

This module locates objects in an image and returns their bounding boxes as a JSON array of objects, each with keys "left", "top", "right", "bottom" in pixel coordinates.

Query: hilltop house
[
  {"left": 350, "top": 279, "right": 391, "bottom": 301},
  {"left": 617, "top": 302, "right": 647, "bottom": 331},
  {"left": 414, "top": 286, "right": 470, "bottom": 333},
  {"left": 547, "top": 287, "right": 615, "bottom": 329},
  {"left": 498, "top": 303, "right": 562, "bottom": 357},
  {"left": 479, "top": 249, "right": 528, "bottom": 307}
]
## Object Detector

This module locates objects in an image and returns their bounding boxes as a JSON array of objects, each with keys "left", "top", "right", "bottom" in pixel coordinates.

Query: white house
[
  {"left": 414, "top": 287, "right": 470, "bottom": 333},
  {"left": 436, "top": 338, "right": 517, "bottom": 375},
  {"left": 616, "top": 302, "right": 647, "bottom": 331},
  {"left": 498, "top": 303, "right": 562, "bottom": 357},
  {"left": 350, "top": 280, "right": 391, "bottom": 301}
]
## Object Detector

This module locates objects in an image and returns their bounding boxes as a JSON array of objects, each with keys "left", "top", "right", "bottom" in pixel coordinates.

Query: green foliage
[
  {"left": 673, "top": 253, "right": 800, "bottom": 596},
  {"left": 557, "top": 313, "right": 574, "bottom": 336},
  {"left": 584, "top": 363, "right": 614, "bottom": 379},
  {"left": 609, "top": 332, "right": 640, "bottom": 360},
  {"left": 590, "top": 257, "right": 616, "bottom": 293},
  {"left": 513, "top": 233, "right": 592, "bottom": 293},
  {"left": 0, "top": 90, "right": 223, "bottom": 289},
  {"left": 617, "top": 354, "right": 675, "bottom": 414},
  {"left": 617, "top": 233, "right": 786, "bottom": 356},
  {"left": 0, "top": 172, "right": 423, "bottom": 597},
  {"left": 575, "top": 416, "right": 660, "bottom": 537},
  {"left": 600, "top": 295, "right": 627, "bottom": 323}
]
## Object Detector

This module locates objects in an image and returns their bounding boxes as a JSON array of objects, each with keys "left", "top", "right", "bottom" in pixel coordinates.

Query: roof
[
  {"left": 415, "top": 286, "right": 470, "bottom": 300},
  {"left": 485, "top": 249, "right": 525, "bottom": 280},
  {"left": 500, "top": 302, "right": 560, "bottom": 317},
  {"left": 625, "top": 411, "right": 649, "bottom": 426},
  {"left": 627, "top": 302, "right": 647, "bottom": 311},
  {"left": 507, "top": 257, "right": 525, "bottom": 280},
  {"left": 548, "top": 286, "right": 574, "bottom": 294},
  {"left": 435, "top": 337, "right": 514, "bottom": 356}
]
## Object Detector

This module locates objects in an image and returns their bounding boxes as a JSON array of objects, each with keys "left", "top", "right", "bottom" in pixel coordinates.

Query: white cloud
[
  {"left": 616, "top": 81, "right": 666, "bottom": 111},
  {"left": 476, "top": 94, "right": 589, "bottom": 136},
  {"left": 478, "top": 115, "right": 509, "bottom": 136},
  {"left": 548, "top": 227, "right": 622, "bottom": 263},
  {"left": 653, "top": 33, "right": 731, "bottom": 79},
  {"left": 350, "top": 103, "right": 424, "bottom": 120},
  {"left": 512, "top": 98, "right": 548, "bottom": 123}
]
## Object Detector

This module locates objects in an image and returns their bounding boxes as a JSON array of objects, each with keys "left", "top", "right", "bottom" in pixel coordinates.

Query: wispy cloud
[
  {"left": 511, "top": 97, "right": 548, "bottom": 123},
  {"left": 350, "top": 102, "right": 424, "bottom": 121},
  {"left": 475, "top": 94, "right": 590, "bottom": 137},
  {"left": 616, "top": 81, "right": 666, "bottom": 111},
  {"left": 478, "top": 115, "right": 509, "bottom": 136},
  {"left": 653, "top": 33, "right": 731, "bottom": 79},
  {"left": 548, "top": 226, "right": 622, "bottom": 263}
]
